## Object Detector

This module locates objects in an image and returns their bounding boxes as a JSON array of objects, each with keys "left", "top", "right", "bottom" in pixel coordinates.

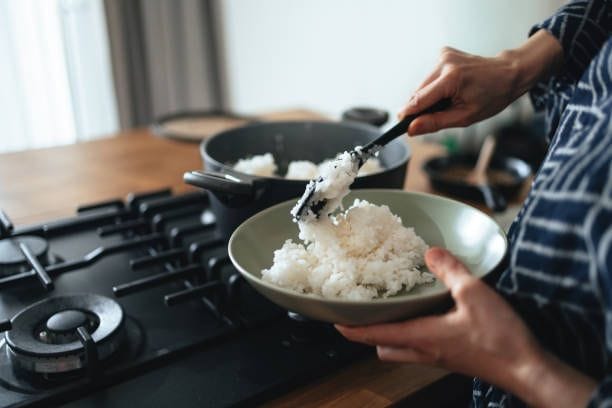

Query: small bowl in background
[{"left": 423, "top": 154, "right": 531, "bottom": 212}]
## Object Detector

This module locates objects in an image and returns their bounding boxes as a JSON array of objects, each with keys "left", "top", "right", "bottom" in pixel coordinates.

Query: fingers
[
  {"left": 407, "top": 109, "right": 469, "bottom": 136},
  {"left": 399, "top": 74, "right": 456, "bottom": 119},
  {"left": 425, "top": 247, "right": 473, "bottom": 290},
  {"left": 335, "top": 314, "right": 447, "bottom": 348},
  {"left": 377, "top": 346, "right": 437, "bottom": 364}
]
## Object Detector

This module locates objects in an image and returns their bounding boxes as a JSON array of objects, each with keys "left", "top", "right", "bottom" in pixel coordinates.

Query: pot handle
[
  {"left": 184, "top": 170, "right": 255, "bottom": 196},
  {"left": 477, "top": 184, "right": 507, "bottom": 213}
]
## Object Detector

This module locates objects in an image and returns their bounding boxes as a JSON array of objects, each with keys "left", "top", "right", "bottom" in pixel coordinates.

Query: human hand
[
  {"left": 336, "top": 247, "right": 540, "bottom": 385},
  {"left": 336, "top": 247, "right": 595, "bottom": 407},
  {"left": 400, "top": 30, "right": 563, "bottom": 136},
  {"left": 398, "top": 47, "right": 520, "bottom": 136}
]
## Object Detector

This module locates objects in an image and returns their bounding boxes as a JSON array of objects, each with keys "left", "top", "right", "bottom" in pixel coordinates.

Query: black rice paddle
[{"left": 291, "top": 98, "right": 451, "bottom": 222}]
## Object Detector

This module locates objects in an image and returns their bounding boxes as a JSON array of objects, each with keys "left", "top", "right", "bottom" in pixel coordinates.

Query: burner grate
[
  {"left": 0, "top": 189, "right": 370, "bottom": 407},
  {"left": 0, "top": 234, "right": 164, "bottom": 290}
]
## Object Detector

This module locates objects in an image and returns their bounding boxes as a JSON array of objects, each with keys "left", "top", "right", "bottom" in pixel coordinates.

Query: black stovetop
[{"left": 0, "top": 189, "right": 369, "bottom": 407}]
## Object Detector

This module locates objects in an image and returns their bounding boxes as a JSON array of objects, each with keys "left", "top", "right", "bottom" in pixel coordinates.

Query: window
[{"left": 0, "top": 0, "right": 118, "bottom": 153}]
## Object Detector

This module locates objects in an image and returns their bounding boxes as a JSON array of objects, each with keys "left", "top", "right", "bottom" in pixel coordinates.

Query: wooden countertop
[{"left": 0, "top": 111, "right": 467, "bottom": 407}]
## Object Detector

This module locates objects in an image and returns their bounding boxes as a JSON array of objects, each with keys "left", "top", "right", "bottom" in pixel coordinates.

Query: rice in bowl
[{"left": 262, "top": 199, "right": 433, "bottom": 300}]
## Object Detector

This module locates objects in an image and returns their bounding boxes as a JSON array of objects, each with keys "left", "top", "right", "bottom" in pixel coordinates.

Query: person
[{"left": 336, "top": 1, "right": 611, "bottom": 407}]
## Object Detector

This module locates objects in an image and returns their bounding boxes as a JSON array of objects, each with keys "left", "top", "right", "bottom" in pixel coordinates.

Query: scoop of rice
[
  {"left": 262, "top": 199, "right": 432, "bottom": 300},
  {"left": 310, "top": 151, "right": 360, "bottom": 214},
  {"left": 233, "top": 153, "right": 277, "bottom": 177},
  {"left": 357, "top": 158, "right": 383, "bottom": 176},
  {"left": 316, "top": 157, "right": 382, "bottom": 178}
]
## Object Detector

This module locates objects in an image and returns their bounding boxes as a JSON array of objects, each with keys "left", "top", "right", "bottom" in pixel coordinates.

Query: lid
[{"left": 152, "top": 110, "right": 256, "bottom": 142}]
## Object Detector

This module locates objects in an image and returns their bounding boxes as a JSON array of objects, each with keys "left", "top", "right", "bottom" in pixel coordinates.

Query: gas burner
[
  {"left": 38, "top": 309, "right": 100, "bottom": 345},
  {"left": 4, "top": 294, "right": 125, "bottom": 375},
  {"left": 0, "top": 235, "right": 49, "bottom": 276}
]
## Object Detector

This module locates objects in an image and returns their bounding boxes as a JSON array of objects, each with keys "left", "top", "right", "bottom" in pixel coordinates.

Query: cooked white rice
[
  {"left": 299, "top": 151, "right": 361, "bottom": 220},
  {"left": 233, "top": 153, "right": 277, "bottom": 177},
  {"left": 317, "top": 157, "right": 383, "bottom": 178},
  {"left": 285, "top": 160, "right": 319, "bottom": 180},
  {"left": 357, "top": 157, "right": 383, "bottom": 176},
  {"left": 232, "top": 153, "right": 383, "bottom": 180},
  {"left": 262, "top": 199, "right": 432, "bottom": 300}
]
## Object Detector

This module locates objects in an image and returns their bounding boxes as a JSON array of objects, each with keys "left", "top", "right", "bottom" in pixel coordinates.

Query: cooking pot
[
  {"left": 184, "top": 121, "right": 410, "bottom": 238},
  {"left": 423, "top": 154, "right": 532, "bottom": 213}
]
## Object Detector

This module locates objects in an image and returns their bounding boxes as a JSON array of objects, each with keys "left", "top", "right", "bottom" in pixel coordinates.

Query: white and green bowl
[{"left": 228, "top": 189, "right": 507, "bottom": 325}]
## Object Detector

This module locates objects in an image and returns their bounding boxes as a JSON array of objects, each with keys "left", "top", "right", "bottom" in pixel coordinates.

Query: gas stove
[{"left": 0, "top": 189, "right": 368, "bottom": 407}]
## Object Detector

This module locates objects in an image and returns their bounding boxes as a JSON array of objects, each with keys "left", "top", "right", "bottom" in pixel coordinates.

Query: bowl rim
[
  {"left": 201, "top": 120, "right": 411, "bottom": 182},
  {"left": 228, "top": 188, "right": 508, "bottom": 305}
]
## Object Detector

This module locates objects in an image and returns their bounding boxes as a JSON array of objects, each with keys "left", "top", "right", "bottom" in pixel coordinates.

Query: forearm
[
  {"left": 528, "top": 0, "right": 610, "bottom": 81},
  {"left": 508, "top": 349, "right": 596, "bottom": 408},
  {"left": 498, "top": 29, "right": 564, "bottom": 101}
]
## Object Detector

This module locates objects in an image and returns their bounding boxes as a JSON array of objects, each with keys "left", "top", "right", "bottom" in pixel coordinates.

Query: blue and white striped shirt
[{"left": 472, "top": 1, "right": 611, "bottom": 407}]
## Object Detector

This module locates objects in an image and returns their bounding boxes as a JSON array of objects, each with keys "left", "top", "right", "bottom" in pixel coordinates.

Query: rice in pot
[
  {"left": 285, "top": 161, "right": 319, "bottom": 180},
  {"left": 233, "top": 153, "right": 277, "bottom": 177},
  {"left": 232, "top": 153, "right": 383, "bottom": 179}
]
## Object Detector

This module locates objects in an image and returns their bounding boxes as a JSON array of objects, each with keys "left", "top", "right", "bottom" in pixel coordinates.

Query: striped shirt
[{"left": 472, "top": 1, "right": 612, "bottom": 407}]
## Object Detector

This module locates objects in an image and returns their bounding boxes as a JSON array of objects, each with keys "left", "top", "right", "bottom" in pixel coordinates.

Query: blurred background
[{"left": 0, "top": 0, "right": 564, "bottom": 154}]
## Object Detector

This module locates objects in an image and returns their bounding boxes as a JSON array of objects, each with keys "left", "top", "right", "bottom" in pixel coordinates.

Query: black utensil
[
  {"left": 291, "top": 98, "right": 452, "bottom": 221},
  {"left": 476, "top": 184, "right": 507, "bottom": 212}
]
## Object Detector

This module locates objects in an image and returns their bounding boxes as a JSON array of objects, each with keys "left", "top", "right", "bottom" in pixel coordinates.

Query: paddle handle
[{"left": 361, "top": 98, "right": 452, "bottom": 154}]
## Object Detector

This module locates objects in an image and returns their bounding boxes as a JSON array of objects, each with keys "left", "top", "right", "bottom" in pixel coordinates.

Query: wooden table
[{"left": 0, "top": 112, "right": 469, "bottom": 407}]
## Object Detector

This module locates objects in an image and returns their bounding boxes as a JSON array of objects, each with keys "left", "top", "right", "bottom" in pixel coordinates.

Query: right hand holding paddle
[{"left": 399, "top": 30, "right": 563, "bottom": 136}]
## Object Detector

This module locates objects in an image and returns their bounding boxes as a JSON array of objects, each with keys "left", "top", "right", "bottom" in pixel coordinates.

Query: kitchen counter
[{"left": 0, "top": 111, "right": 470, "bottom": 407}]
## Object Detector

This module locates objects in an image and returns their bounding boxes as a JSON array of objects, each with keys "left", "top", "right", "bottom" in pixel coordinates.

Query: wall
[{"left": 219, "top": 0, "right": 564, "bottom": 125}]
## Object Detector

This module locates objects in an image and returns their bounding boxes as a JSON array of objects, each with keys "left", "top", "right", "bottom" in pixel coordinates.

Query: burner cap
[
  {"left": 46, "top": 310, "right": 88, "bottom": 333},
  {"left": 5, "top": 294, "right": 125, "bottom": 374},
  {"left": 39, "top": 307, "right": 99, "bottom": 345},
  {"left": 0, "top": 236, "right": 48, "bottom": 266}
]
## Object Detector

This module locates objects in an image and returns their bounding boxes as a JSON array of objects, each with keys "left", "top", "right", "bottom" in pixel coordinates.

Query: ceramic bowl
[{"left": 228, "top": 189, "right": 507, "bottom": 325}]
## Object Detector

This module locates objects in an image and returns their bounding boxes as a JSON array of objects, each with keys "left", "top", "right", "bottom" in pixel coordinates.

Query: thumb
[{"left": 424, "top": 247, "right": 472, "bottom": 290}]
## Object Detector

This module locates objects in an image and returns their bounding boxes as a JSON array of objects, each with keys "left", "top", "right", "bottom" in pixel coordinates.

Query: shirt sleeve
[
  {"left": 530, "top": 0, "right": 611, "bottom": 83},
  {"left": 528, "top": 0, "right": 611, "bottom": 138}
]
